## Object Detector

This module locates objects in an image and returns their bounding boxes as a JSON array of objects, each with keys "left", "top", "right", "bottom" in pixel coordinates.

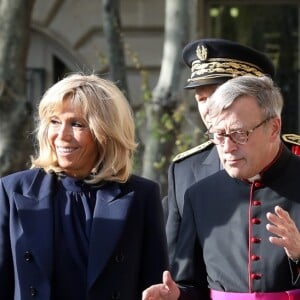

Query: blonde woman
[{"left": 0, "top": 73, "right": 168, "bottom": 300}]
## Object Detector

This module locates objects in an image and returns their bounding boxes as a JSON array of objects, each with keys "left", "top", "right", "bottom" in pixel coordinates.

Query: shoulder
[
  {"left": 1, "top": 168, "right": 41, "bottom": 182},
  {"left": 0, "top": 168, "right": 49, "bottom": 190},
  {"left": 188, "top": 169, "right": 228, "bottom": 193},
  {"left": 282, "top": 134, "right": 300, "bottom": 156},
  {"left": 124, "top": 175, "right": 161, "bottom": 204},
  {"left": 172, "top": 140, "right": 214, "bottom": 163},
  {"left": 126, "top": 174, "right": 159, "bottom": 189}
]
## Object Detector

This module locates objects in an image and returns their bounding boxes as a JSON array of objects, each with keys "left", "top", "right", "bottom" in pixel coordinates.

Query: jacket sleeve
[
  {"left": 172, "top": 190, "right": 210, "bottom": 300},
  {"left": 289, "top": 258, "right": 300, "bottom": 285},
  {"left": 0, "top": 179, "right": 14, "bottom": 299},
  {"left": 165, "top": 162, "right": 182, "bottom": 268},
  {"left": 139, "top": 181, "right": 169, "bottom": 289}
]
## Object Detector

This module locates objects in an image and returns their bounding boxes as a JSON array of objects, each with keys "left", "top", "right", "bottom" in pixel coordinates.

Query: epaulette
[
  {"left": 282, "top": 133, "right": 300, "bottom": 146},
  {"left": 172, "top": 140, "right": 213, "bottom": 162}
]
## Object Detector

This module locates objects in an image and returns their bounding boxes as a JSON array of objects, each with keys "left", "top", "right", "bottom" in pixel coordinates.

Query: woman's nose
[{"left": 57, "top": 124, "right": 72, "bottom": 140}]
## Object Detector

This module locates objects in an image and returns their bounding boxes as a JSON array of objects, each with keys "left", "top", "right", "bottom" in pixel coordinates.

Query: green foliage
[
  {"left": 153, "top": 155, "right": 166, "bottom": 170},
  {"left": 125, "top": 41, "right": 206, "bottom": 170}
]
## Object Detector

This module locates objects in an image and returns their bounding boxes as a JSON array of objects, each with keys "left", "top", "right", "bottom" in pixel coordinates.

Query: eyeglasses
[{"left": 206, "top": 117, "right": 271, "bottom": 145}]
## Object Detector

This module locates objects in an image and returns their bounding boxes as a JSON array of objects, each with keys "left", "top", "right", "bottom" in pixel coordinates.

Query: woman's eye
[
  {"left": 50, "top": 119, "right": 60, "bottom": 125},
  {"left": 72, "top": 121, "right": 85, "bottom": 128}
]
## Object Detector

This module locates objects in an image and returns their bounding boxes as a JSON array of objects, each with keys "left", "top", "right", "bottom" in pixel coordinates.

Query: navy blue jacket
[
  {"left": 165, "top": 143, "right": 220, "bottom": 265},
  {"left": 0, "top": 169, "right": 168, "bottom": 300}
]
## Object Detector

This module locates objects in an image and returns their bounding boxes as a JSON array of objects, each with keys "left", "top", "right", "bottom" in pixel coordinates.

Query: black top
[
  {"left": 174, "top": 146, "right": 300, "bottom": 299},
  {"left": 51, "top": 176, "right": 100, "bottom": 300}
]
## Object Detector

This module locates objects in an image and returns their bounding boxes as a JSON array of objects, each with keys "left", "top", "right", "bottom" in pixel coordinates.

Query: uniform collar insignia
[{"left": 282, "top": 133, "right": 300, "bottom": 146}]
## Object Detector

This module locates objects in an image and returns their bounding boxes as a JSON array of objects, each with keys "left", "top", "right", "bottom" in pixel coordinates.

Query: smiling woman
[
  {"left": 47, "top": 99, "right": 98, "bottom": 179},
  {"left": 32, "top": 73, "right": 138, "bottom": 184},
  {"left": 0, "top": 73, "right": 168, "bottom": 300}
]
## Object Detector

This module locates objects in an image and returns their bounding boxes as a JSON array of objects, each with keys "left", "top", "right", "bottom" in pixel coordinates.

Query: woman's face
[{"left": 48, "top": 98, "right": 99, "bottom": 178}]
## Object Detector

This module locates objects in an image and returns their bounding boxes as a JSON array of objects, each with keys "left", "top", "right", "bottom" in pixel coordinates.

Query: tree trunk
[
  {"left": 0, "top": 0, "right": 35, "bottom": 176},
  {"left": 102, "top": 0, "right": 129, "bottom": 99},
  {"left": 102, "top": 0, "right": 147, "bottom": 173},
  {"left": 142, "top": 0, "right": 189, "bottom": 194}
]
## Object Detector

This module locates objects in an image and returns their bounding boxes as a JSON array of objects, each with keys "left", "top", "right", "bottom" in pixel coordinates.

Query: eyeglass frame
[{"left": 205, "top": 117, "right": 272, "bottom": 145}]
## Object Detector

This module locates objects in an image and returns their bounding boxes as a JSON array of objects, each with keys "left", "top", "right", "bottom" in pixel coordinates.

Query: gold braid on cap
[{"left": 188, "top": 58, "right": 264, "bottom": 82}]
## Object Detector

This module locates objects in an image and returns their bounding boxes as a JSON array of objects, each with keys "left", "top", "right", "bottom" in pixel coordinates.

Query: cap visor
[{"left": 184, "top": 77, "right": 229, "bottom": 89}]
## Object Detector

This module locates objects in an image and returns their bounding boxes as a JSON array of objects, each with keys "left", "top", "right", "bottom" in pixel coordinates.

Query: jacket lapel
[
  {"left": 14, "top": 172, "right": 55, "bottom": 280},
  {"left": 87, "top": 182, "right": 134, "bottom": 288},
  {"left": 13, "top": 172, "right": 135, "bottom": 288}
]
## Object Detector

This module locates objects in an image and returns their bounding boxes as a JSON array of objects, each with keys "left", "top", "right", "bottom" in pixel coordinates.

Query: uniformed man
[
  {"left": 143, "top": 75, "right": 300, "bottom": 300},
  {"left": 164, "top": 38, "right": 300, "bottom": 266}
]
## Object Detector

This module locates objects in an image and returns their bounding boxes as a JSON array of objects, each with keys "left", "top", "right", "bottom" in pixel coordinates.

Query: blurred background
[{"left": 0, "top": 0, "right": 299, "bottom": 194}]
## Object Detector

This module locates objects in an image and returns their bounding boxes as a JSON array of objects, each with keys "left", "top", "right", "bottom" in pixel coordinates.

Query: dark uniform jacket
[
  {"left": 172, "top": 145, "right": 300, "bottom": 299},
  {"left": 164, "top": 136, "right": 300, "bottom": 267},
  {"left": 0, "top": 168, "right": 168, "bottom": 300},
  {"left": 164, "top": 142, "right": 220, "bottom": 265}
]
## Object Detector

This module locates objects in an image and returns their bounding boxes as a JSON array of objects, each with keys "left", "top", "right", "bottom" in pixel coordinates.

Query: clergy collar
[
  {"left": 244, "top": 143, "right": 286, "bottom": 184},
  {"left": 247, "top": 174, "right": 261, "bottom": 182}
]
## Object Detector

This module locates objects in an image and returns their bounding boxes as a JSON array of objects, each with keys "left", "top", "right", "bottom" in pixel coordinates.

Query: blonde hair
[{"left": 31, "top": 73, "right": 137, "bottom": 183}]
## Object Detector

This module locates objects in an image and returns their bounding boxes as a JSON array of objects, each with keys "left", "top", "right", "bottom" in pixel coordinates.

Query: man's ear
[{"left": 270, "top": 117, "right": 281, "bottom": 141}]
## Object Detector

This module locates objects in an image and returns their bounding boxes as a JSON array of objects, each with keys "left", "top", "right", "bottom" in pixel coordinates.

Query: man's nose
[{"left": 221, "top": 135, "right": 238, "bottom": 152}]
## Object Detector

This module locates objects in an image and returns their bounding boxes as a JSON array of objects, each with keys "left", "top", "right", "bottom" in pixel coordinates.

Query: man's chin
[{"left": 224, "top": 166, "right": 243, "bottom": 179}]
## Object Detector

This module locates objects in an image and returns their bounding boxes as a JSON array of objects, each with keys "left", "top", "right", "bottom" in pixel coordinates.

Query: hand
[
  {"left": 266, "top": 205, "right": 300, "bottom": 261},
  {"left": 142, "top": 270, "right": 180, "bottom": 300}
]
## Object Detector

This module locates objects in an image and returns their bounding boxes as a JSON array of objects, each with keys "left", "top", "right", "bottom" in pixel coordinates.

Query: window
[{"left": 207, "top": 3, "right": 299, "bottom": 132}]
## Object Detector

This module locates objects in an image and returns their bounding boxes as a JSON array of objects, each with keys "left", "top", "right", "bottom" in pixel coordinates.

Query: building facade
[{"left": 28, "top": 0, "right": 300, "bottom": 133}]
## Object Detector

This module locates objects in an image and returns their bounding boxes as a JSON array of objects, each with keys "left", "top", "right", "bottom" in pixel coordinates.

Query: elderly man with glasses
[
  {"left": 143, "top": 75, "right": 300, "bottom": 300},
  {"left": 164, "top": 39, "right": 300, "bottom": 275}
]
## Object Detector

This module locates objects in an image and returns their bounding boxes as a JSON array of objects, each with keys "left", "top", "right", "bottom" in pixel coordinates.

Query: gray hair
[{"left": 207, "top": 75, "right": 283, "bottom": 120}]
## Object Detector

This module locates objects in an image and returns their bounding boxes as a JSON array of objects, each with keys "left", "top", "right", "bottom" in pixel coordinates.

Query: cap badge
[{"left": 196, "top": 45, "right": 208, "bottom": 61}]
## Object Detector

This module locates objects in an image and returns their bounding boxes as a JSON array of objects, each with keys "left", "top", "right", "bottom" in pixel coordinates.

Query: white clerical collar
[{"left": 247, "top": 174, "right": 261, "bottom": 182}]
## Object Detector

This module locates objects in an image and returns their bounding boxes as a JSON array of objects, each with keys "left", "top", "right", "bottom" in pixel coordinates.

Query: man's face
[
  {"left": 194, "top": 84, "right": 219, "bottom": 128},
  {"left": 210, "top": 95, "right": 281, "bottom": 179}
]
